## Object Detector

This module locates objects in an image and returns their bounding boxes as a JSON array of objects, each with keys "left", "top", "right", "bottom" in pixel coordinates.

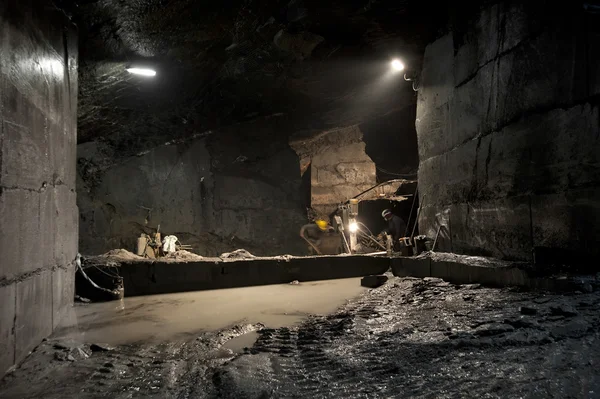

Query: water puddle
[
  {"left": 55, "top": 278, "right": 366, "bottom": 345},
  {"left": 222, "top": 331, "right": 260, "bottom": 353}
]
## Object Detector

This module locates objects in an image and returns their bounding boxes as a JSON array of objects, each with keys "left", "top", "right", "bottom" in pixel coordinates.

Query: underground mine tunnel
[{"left": 1, "top": 0, "right": 600, "bottom": 397}]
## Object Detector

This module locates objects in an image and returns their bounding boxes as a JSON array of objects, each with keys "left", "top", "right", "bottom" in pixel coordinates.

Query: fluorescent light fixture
[
  {"left": 348, "top": 222, "right": 359, "bottom": 233},
  {"left": 391, "top": 59, "right": 404, "bottom": 71},
  {"left": 126, "top": 67, "right": 156, "bottom": 77}
]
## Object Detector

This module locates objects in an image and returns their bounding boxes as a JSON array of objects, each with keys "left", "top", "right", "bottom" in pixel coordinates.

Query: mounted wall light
[
  {"left": 126, "top": 67, "right": 157, "bottom": 77},
  {"left": 391, "top": 59, "right": 404, "bottom": 71}
]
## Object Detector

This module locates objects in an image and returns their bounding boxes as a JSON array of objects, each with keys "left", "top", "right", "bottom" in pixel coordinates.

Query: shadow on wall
[{"left": 360, "top": 106, "right": 419, "bottom": 182}]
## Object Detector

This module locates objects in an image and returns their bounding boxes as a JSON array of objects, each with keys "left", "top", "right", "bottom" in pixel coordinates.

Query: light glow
[
  {"left": 391, "top": 59, "right": 404, "bottom": 71},
  {"left": 348, "top": 222, "right": 359, "bottom": 233},
  {"left": 126, "top": 67, "right": 157, "bottom": 77}
]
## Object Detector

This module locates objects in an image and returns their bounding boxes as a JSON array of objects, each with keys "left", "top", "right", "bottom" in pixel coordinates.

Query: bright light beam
[
  {"left": 348, "top": 222, "right": 359, "bottom": 233},
  {"left": 391, "top": 59, "right": 404, "bottom": 71},
  {"left": 126, "top": 67, "right": 157, "bottom": 77}
]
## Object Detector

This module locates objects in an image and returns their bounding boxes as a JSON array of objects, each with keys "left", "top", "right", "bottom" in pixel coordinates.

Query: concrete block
[
  {"left": 0, "top": 284, "right": 16, "bottom": 376},
  {"left": 0, "top": 189, "right": 42, "bottom": 280},
  {"left": 390, "top": 257, "right": 431, "bottom": 278},
  {"left": 448, "top": 197, "right": 533, "bottom": 261},
  {"left": 15, "top": 271, "right": 53, "bottom": 361},
  {"left": 120, "top": 256, "right": 390, "bottom": 297},
  {"left": 52, "top": 265, "right": 75, "bottom": 329},
  {"left": 429, "top": 260, "right": 528, "bottom": 287},
  {"left": 361, "top": 275, "right": 388, "bottom": 288}
]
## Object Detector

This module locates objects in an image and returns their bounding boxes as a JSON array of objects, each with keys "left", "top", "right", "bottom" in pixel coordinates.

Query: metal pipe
[
  {"left": 432, "top": 225, "right": 443, "bottom": 252},
  {"left": 358, "top": 230, "right": 386, "bottom": 250},
  {"left": 410, "top": 194, "right": 425, "bottom": 240},
  {"left": 404, "top": 184, "right": 418, "bottom": 236},
  {"left": 341, "top": 231, "right": 351, "bottom": 254}
]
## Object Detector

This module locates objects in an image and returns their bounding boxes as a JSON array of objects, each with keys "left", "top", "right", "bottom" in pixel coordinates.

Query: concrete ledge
[
  {"left": 391, "top": 252, "right": 587, "bottom": 291},
  {"left": 118, "top": 255, "right": 390, "bottom": 297},
  {"left": 390, "top": 257, "right": 431, "bottom": 278}
]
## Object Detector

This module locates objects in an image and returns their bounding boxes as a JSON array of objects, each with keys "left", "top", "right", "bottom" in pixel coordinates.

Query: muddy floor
[
  {"left": 1, "top": 276, "right": 599, "bottom": 398},
  {"left": 58, "top": 278, "right": 367, "bottom": 345}
]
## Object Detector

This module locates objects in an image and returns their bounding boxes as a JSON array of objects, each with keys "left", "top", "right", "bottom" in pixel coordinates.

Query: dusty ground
[{"left": 1, "top": 276, "right": 599, "bottom": 398}]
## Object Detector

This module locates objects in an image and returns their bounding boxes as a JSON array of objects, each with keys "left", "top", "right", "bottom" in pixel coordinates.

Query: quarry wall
[
  {"left": 416, "top": 1, "right": 600, "bottom": 264},
  {"left": 77, "top": 117, "right": 307, "bottom": 256},
  {"left": 0, "top": 2, "right": 78, "bottom": 375},
  {"left": 291, "top": 125, "right": 377, "bottom": 217}
]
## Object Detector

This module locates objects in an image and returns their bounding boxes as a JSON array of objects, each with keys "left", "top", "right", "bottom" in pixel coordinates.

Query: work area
[{"left": 1, "top": 0, "right": 600, "bottom": 397}]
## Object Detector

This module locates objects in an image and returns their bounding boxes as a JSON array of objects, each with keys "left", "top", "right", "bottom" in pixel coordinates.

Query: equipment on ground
[{"left": 136, "top": 226, "right": 192, "bottom": 258}]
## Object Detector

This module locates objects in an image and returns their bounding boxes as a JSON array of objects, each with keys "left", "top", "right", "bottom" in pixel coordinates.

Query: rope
[
  {"left": 91, "top": 265, "right": 122, "bottom": 280},
  {"left": 77, "top": 263, "right": 119, "bottom": 295}
]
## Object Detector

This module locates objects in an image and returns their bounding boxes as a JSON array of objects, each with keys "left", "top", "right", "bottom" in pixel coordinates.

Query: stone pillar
[
  {"left": 298, "top": 126, "right": 377, "bottom": 217},
  {"left": 0, "top": 2, "right": 78, "bottom": 375}
]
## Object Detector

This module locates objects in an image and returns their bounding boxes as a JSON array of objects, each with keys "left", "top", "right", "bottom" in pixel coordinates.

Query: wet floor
[
  {"left": 55, "top": 278, "right": 366, "bottom": 345},
  {"left": 2, "top": 276, "right": 600, "bottom": 398}
]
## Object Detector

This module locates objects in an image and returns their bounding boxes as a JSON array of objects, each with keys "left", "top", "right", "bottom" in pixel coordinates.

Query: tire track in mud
[
  {"left": 214, "top": 286, "right": 407, "bottom": 398},
  {"left": 210, "top": 278, "right": 600, "bottom": 398}
]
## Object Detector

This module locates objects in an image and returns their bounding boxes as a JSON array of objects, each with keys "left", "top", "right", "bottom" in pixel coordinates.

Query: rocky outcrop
[
  {"left": 416, "top": 1, "right": 600, "bottom": 265},
  {"left": 291, "top": 125, "right": 377, "bottom": 216},
  {"left": 77, "top": 117, "right": 307, "bottom": 256}
]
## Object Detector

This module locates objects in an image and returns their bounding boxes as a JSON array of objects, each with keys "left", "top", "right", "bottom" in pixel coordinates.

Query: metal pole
[
  {"left": 410, "top": 194, "right": 425, "bottom": 240},
  {"left": 404, "top": 185, "right": 418, "bottom": 237},
  {"left": 432, "top": 225, "right": 442, "bottom": 252},
  {"left": 340, "top": 231, "right": 351, "bottom": 254}
]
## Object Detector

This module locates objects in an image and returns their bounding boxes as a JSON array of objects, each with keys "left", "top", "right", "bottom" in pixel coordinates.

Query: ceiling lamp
[
  {"left": 126, "top": 67, "right": 156, "bottom": 77},
  {"left": 391, "top": 59, "right": 404, "bottom": 71}
]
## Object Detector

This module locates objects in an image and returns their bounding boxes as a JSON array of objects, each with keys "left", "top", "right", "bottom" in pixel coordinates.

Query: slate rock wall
[
  {"left": 77, "top": 117, "right": 307, "bottom": 256},
  {"left": 416, "top": 1, "right": 600, "bottom": 264},
  {"left": 292, "top": 125, "right": 377, "bottom": 216},
  {"left": 0, "top": 2, "right": 78, "bottom": 375}
]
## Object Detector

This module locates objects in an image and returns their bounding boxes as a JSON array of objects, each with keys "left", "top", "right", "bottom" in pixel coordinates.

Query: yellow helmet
[{"left": 315, "top": 219, "right": 328, "bottom": 231}]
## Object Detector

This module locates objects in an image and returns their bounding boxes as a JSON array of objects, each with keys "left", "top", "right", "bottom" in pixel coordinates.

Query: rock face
[
  {"left": 77, "top": 117, "right": 307, "bottom": 256},
  {"left": 291, "top": 125, "right": 377, "bottom": 216},
  {"left": 0, "top": 2, "right": 78, "bottom": 376},
  {"left": 416, "top": 1, "right": 600, "bottom": 265}
]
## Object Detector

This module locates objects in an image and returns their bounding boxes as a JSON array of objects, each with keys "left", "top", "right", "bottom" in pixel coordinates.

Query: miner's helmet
[
  {"left": 315, "top": 219, "right": 328, "bottom": 231},
  {"left": 381, "top": 209, "right": 393, "bottom": 219}
]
